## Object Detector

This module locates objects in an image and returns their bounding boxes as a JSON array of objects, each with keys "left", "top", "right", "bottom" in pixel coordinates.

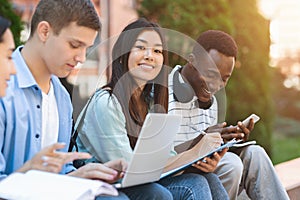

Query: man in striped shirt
[{"left": 168, "top": 30, "right": 289, "bottom": 200}]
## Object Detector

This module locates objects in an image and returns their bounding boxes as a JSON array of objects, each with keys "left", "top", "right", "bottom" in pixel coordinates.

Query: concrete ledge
[{"left": 275, "top": 157, "right": 300, "bottom": 200}]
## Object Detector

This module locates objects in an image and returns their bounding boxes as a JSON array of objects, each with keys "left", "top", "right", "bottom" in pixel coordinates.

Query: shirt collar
[{"left": 13, "top": 46, "right": 39, "bottom": 89}]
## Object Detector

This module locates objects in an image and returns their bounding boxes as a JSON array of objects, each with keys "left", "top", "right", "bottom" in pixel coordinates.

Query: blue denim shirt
[{"left": 0, "top": 46, "right": 74, "bottom": 180}]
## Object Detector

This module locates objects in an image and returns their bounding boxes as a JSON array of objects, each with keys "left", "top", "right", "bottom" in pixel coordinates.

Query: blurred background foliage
[
  {"left": 227, "top": 0, "right": 273, "bottom": 154},
  {"left": 0, "top": 0, "right": 23, "bottom": 46},
  {"left": 139, "top": 0, "right": 300, "bottom": 163}
]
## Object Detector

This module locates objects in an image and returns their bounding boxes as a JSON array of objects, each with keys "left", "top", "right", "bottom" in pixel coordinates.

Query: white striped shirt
[{"left": 168, "top": 65, "right": 218, "bottom": 146}]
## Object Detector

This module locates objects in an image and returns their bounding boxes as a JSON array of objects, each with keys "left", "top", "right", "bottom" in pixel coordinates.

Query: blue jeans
[
  {"left": 95, "top": 192, "right": 129, "bottom": 200},
  {"left": 201, "top": 172, "right": 229, "bottom": 200},
  {"left": 120, "top": 182, "right": 173, "bottom": 200},
  {"left": 183, "top": 168, "right": 229, "bottom": 200},
  {"left": 96, "top": 183, "right": 172, "bottom": 199},
  {"left": 159, "top": 173, "right": 215, "bottom": 200},
  {"left": 96, "top": 173, "right": 228, "bottom": 200}
]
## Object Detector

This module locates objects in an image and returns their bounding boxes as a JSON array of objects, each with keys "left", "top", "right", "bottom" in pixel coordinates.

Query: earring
[{"left": 188, "top": 53, "right": 195, "bottom": 64}]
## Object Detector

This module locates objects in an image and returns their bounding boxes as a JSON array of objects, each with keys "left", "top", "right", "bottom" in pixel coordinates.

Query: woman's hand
[
  {"left": 17, "top": 143, "right": 91, "bottom": 173},
  {"left": 104, "top": 158, "right": 128, "bottom": 180},
  {"left": 191, "top": 148, "right": 228, "bottom": 172}
]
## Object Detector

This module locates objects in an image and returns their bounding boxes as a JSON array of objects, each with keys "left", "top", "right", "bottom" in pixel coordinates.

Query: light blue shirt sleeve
[
  {"left": 0, "top": 46, "right": 74, "bottom": 180},
  {"left": 77, "top": 90, "right": 133, "bottom": 163}
]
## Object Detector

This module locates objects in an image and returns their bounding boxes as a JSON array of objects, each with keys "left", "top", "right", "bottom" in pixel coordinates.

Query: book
[
  {"left": 0, "top": 170, "right": 118, "bottom": 200},
  {"left": 161, "top": 133, "right": 240, "bottom": 178}
]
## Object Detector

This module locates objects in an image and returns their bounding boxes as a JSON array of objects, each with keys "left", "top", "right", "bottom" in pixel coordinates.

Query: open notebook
[
  {"left": 161, "top": 137, "right": 240, "bottom": 178},
  {"left": 114, "top": 113, "right": 181, "bottom": 188}
]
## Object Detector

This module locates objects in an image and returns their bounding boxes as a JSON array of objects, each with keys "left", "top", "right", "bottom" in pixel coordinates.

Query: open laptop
[{"left": 114, "top": 113, "right": 181, "bottom": 188}]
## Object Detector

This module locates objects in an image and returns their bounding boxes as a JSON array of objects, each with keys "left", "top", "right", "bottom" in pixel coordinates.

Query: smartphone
[{"left": 242, "top": 114, "right": 260, "bottom": 127}]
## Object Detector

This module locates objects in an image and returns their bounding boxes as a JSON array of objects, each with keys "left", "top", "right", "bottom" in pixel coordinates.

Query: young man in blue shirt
[{"left": 0, "top": 1, "right": 132, "bottom": 199}]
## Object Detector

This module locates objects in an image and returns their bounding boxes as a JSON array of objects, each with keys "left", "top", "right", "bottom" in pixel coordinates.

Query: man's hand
[
  {"left": 206, "top": 119, "right": 256, "bottom": 143},
  {"left": 18, "top": 143, "right": 91, "bottom": 174},
  {"left": 191, "top": 148, "right": 228, "bottom": 172},
  {"left": 205, "top": 122, "right": 227, "bottom": 133},
  {"left": 206, "top": 122, "right": 243, "bottom": 142},
  {"left": 68, "top": 159, "right": 128, "bottom": 184},
  {"left": 236, "top": 118, "right": 255, "bottom": 142}
]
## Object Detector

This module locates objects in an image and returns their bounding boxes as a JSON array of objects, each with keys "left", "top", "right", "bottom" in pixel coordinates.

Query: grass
[
  {"left": 272, "top": 134, "right": 300, "bottom": 164},
  {"left": 271, "top": 116, "right": 300, "bottom": 165}
]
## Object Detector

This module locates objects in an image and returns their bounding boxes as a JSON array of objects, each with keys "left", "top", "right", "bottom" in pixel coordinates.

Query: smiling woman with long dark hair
[{"left": 75, "top": 18, "right": 229, "bottom": 200}]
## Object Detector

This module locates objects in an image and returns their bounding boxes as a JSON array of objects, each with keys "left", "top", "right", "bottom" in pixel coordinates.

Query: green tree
[
  {"left": 227, "top": 0, "right": 273, "bottom": 154},
  {"left": 139, "top": 0, "right": 233, "bottom": 67},
  {"left": 0, "top": 0, "right": 23, "bottom": 46}
]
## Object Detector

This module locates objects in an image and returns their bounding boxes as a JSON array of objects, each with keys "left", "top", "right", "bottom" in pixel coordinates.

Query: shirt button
[
  {"left": 37, "top": 105, "right": 40, "bottom": 109},
  {"left": 35, "top": 134, "right": 40, "bottom": 138}
]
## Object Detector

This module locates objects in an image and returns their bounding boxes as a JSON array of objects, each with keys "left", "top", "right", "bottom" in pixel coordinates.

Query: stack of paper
[{"left": 0, "top": 170, "right": 118, "bottom": 200}]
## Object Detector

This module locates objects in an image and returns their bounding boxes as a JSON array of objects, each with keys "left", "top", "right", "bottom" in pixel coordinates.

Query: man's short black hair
[{"left": 194, "top": 30, "right": 238, "bottom": 59}]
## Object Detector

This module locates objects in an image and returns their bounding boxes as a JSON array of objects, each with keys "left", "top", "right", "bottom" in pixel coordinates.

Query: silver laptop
[{"left": 114, "top": 113, "right": 181, "bottom": 188}]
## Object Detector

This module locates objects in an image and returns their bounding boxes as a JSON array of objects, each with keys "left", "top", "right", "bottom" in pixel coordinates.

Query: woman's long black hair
[{"left": 104, "top": 18, "right": 169, "bottom": 148}]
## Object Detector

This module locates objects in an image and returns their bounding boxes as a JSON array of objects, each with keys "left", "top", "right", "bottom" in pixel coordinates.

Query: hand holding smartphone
[
  {"left": 230, "top": 114, "right": 260, "bottom": 147},
  {"left": 241, "top": 114, "right": 260, "bottom": 127}
]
